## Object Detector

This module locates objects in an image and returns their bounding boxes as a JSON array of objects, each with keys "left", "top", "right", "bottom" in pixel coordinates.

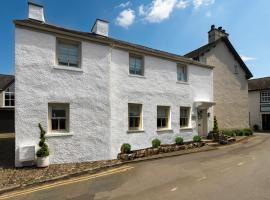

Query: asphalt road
[{"left": 2, "top": 133, "right": 270, "bottom": 200}]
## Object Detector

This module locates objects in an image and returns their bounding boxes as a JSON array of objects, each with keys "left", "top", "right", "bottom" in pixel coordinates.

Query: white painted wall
[{"left": 15, "top": 27, "right": 213, "bottom": 166}]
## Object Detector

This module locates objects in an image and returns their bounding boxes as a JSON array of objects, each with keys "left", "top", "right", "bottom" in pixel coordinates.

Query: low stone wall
[{"left": 117, "top": 142, "right": 205, "bottom": 161}]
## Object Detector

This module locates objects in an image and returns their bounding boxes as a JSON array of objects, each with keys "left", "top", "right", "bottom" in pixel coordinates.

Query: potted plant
[{"left": 36, "top": 123, "right": 50, "bottom": 167}]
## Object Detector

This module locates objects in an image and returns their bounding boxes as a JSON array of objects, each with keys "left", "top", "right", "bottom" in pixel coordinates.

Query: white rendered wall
[
  {"left": 110, "top": 49, "right": 213, "bottom": 158},
  {"left": 15, "top": 28, "right": 111, "bottom": 166}
]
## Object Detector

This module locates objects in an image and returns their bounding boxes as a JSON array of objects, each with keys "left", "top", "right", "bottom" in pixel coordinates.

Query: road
[{"left": 1, "top": 133, "right": 270, "bottom": 200}]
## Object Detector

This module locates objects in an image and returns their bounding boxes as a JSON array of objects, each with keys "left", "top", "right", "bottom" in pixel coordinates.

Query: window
[
  {"left": 128, "top": 104, "right": 142, "bottom": 130},
  {"left": 57, "top": 39, "right": 80, "bottom": 67},
  {"left": 234, "top": 64, "right": 239, "bottom": 74},
  {"left": 177, "top": 64, "right": 188, "bottom": 82},
  {"left": 129, "top": 54, "right": 144, "bottom": 75},
  {"left": 48, "top": 104, "right": 69, "bottom": 132},
  {"left": 157, "top": 106, "right": 170, "bottom": 129},
  {"left": 261, "top": 91, "right": 270, "bottom": 103},
  {"left": 180, "top": 107, "right": 190, "bottom": 128},
  {"left": 4, "top": 91, "right": 15, "bottom": 107}
]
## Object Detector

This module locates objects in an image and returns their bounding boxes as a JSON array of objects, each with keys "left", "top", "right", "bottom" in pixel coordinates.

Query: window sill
[
  {"left": 127, "top": 129, "right": 145, "bottom": 133},
  {"left": 176, "top": 81, "right": 189, "bottom": 85},
  {"left": 53, "top": 65, "right": 83, "bottom": 72},
  {"left": 180, "top": 127, "right": 193, "bottom": 130},
  {"left": 128, "top": 74, "right": 146, "bottom": 78},
  {"left": 156, "top": 128, "right": 173, "bottom": 133},
  {"left": 46, "top": 132, "right": 74, "bottom": 138}
]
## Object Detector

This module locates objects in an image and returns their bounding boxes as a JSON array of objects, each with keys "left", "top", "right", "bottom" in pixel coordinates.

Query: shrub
[
  {"left": 243, "top": 128, "right": 253, "bottom": 136},
  {"left": 152, "top": 139, "right": 161, "bottom": 148},
  {"left": 36, "top": 123, "right": 49, "bottom": 157},
  {"left": 120, "top": 143, "right": 131, "bottom": 154},
  {"left": 213, "top": 116, "right": 219, "bottom": 134},
  {"left": 253, "top": 124, "right": 259, "bottom": 131},
  {"left": 223, "top": 130, "right": 236, "bottom": 137},
  {"left": 193, "top": 135, "right": 202, "bottom": 143},
  {"left": 233, "top": 129, "right": 242, "bottom": 136},
  {"left": 175, "top": 137, "right": 184, "bottom": 145}
]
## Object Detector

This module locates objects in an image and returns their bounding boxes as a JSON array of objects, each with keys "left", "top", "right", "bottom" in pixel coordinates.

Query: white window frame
[
  {"left": 3, "top": 91, "right": 15, "bottom": 107},
  {"left": 177, "top": 63, "right": 188, "bottom": 82},
  {"left": 129, "top": 53, "right": 144, "bottom": 76},
  {"left": 261, "top": 90, "right": 270, "bottom": 103},
  {"left": 48, "top": 103, "right": 69, "bottom": 133},
  {"left": 157, "top": 106, "right": 171, "bottom": 130},
  {"left": 180, "top": 107, "right": 190, "bottom": 128},
  {"left": 128, "top": 103, "right": 143, "bottom": 131},
  {"left": 56, "top": 38, "right": 81, "bottom": 68}
]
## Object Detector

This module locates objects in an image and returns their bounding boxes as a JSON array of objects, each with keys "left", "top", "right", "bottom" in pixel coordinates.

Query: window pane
[
  {"left": 51, "top": 119, "right": 58, "bottom": 130},
  {"left": 157, "top": 107, "right": 167, "bottom": 118},
  {"left": 59, "top": 119, "right": 66, "bottom": 130},
  {"left": 129, "top": 104, "right": 141, "bottom": 116},
  {"left": 129, "top": 55, "right": 143, "bottom": 75},
  {"left": 177, "top": 64, "right": 187, "bottom": 82},
  {"left": 5, "top": 100, "right": 9, "bottom": 106},
  {"left": 52, "top": 109, "right": 66, "bottom": 118},
  {"left": 58, "top": 41, "right": 79, "bottom": 67}
]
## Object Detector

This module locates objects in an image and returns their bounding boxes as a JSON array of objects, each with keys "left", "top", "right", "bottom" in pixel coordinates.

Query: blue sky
[{"left": 0, "top": 0, "right": 269, "bottom": 78}]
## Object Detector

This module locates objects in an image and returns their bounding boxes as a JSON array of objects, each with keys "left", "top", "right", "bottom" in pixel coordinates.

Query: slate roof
[
  {"left": 0, "top": 74, "right": 15, "bottom": 91},
  {"left": 185, "top": 37, "right": 253, "bottom": 79},
  {"left": 14, "top": 19, "right": 214, "bottom": 69},
  {"left": 248, "top": 77, "right": 270, "bottom": 91}
]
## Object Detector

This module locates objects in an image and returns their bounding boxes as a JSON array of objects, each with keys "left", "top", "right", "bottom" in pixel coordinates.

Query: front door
[
  {"left": 262, "top": 114, "right": 270, "bottom": 130},
  {"left": 198, "top": 109, "right": 208, "bottom": 137}
]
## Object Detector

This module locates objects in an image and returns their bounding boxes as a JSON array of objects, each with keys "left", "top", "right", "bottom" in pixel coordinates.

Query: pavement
[{"left": 1, "top": 133, "right": 270, "bottom": 200}]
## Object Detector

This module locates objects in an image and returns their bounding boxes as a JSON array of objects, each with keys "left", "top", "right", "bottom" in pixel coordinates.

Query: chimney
[
  {"left": 208, "top": 25, "right": 229, "bottom": 43},
  {"left": 91, "top": 19, "right": 109, "bottom": 37},
  {"left": 28, "top": 1, "right": 45, "bottom": 22}
]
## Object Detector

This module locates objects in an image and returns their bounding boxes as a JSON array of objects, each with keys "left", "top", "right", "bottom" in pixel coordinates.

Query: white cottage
[{"left": 14, "top": 2, "right": 214, "bottom": 167}]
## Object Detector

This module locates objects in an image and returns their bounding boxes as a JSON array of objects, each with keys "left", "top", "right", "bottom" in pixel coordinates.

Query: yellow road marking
[{"left": 0, "top": 165, "right": 133, "bottom": 200}]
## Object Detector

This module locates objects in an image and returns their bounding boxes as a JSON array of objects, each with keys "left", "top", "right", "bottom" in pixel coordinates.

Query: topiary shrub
[
  {"left": 193, "top": 135, "right": 202, "bottom": 143},
  {"left": 253, "top": 124, "right": 259, "bottom": 131},
  {"left": 175, "top": 137, "right": 184, "bottom": 145},
  {"left": 36, "top": 123, "right": 49, "bottom": 158},
  {"left": 213, "top": 116, "right": 219, "bottom": 134},
  {"left": 152, "top": 139, "right": 161, "bottom": 148},
  {"left": 243, "top": 128, "right": 253, "bottom": 136},
  {"left": 120, "top": 143, "right": 131, "bottom": 154}
]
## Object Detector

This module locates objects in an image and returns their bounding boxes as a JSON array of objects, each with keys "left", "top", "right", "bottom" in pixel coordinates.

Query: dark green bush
[
  {"left": 36, "top": 123, "right": 49, "bottom": 157},
  {"left": 223, "top": 130, "right": 236, "bottom": 137},
  {"left": 243, "top": 128, "right": 253, "bottom": 136},
  {"left": 152, "top": 139, "right": 161, "bottom": 148},
  {"left": 213, "top": 116, "right": 219, "bottom": 134},
  {"left": 193, "top": 135, "right": 202, "bottom": 143},
  {"left": 253, "top": 124, "right": 259, "bottom": 131},
  {"left": 175, "top": 137, "right": 184, "bottom": 145},
  {"left": 120, "top": 143, "right": 131, "bottom": 154}
]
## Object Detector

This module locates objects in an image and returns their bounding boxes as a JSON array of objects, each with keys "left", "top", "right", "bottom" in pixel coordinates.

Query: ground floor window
[
  {"left": 48, "top": 103, "right": 69, "bottom": 132},
  {"left": 128, "top": 103, "right": 143, "bottom": 130},
  {"left": 157, "top": 106, "right": 170, "bottom": 129},
  {"left": 4, "top": 91, "right": 15, "bottom": 107},
  {"left": 180, "top": 107, "right": 190, "bottom": 127}
]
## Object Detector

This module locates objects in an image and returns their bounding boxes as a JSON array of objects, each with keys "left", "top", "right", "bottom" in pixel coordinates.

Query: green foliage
[
  {"left": 175, "top": 137, "right": 184, "bottom": 145},
  {"left": 193, "top": 135, "right": 202, "bottom": 143},
  {"left": 120, "top": 143, "right": 131, "bottom": 154},
  {"left": 36, "top": 123, "right": 49, "bottom": 157},
  {"left": 213, "top": 116, "right": 219, "bottom": 134},
  {"left": 220, "top": 128, "right": 253, "bottom": 137},
  {"left": 152, "top": 139, "right": 161, "bottom": 148},
  {"left": 243, "top": 128, "right": 253, "bottom": 136},
  {"left": 223, "top": 130, "right": 236, "bottom": 137},
  {"left": 253, "top": 124, "right": 259, "bottom": 131}
]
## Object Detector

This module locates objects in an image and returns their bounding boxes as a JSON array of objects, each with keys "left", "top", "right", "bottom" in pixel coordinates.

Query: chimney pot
[
  {"left": 91, "top": 19, "right": 109, "bottom": 37},
  {"left": 211, "top": 25, "right": 215, "bottom": 30},
  {"left": 218, "top": 26, "right": 222, "bottom": 30},
  {"left": 28, "top": 1, "right": 45, "bottom": 22}
]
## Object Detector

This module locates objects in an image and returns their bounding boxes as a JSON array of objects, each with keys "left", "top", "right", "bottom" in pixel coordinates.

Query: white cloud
[
  {"left": 193, "top": 0, "right": 215, "bottom": 9},
  {"left": 117, "top": 1, "right": 131, "bottom": 8},
  {"left": 176, "top": 0, "right": 189, "bottom": 9},
  {"left": 116, "top": 9, "right": 135, "bottom": 28},
  {"left": 139, "top": 5, "right": 145, "bottom": 16},
  {"left": 144, "top": 0, "right": 178, "bottom": 23},
  {"left": 240, "top": 55, "right": 256, "bottom": 62}
]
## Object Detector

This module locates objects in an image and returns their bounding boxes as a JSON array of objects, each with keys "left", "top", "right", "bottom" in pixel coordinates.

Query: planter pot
[{"left": 36, "top": 156, "right": 50, "bottom": 168}]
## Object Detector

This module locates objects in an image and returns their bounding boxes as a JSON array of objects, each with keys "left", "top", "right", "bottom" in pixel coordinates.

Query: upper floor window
[
  {"left": 48, "top": 103, "right": 69, "bottom": 132},
  {"left": 177, "top": 63, "right": 188, "bottom": 82},
  {"left": 128, "top": 103, "right": 143, "bottom": 131},
  {"left": 234, "top": 64, "right": 239, "bottom": 74},
  {"left": 57, "top": 39, "right": 80, "bottom": 68},
  {"left": 180, "top": 107, "right": 190, "bottom": 128},
  {"left": 157, "top": 106, "right": 170, "bottom": 130},
  {"left": 261, "top": 91, "right": 270, "bottom": 103},
  {"left": 129, "top": 54, "right": 144, "bottom": 76},
  {"left": 4, "top": 91, "right": 14, "bottom": 107}
]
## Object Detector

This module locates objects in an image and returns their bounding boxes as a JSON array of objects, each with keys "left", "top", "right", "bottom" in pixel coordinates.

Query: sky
[{"left": 0, "top": 0, "right": 269, "bottom": 78}]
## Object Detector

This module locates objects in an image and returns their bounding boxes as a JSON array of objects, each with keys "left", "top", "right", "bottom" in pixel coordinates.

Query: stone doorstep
[{"left": 0, "top": 145, "right": 218, "bottom": 195}]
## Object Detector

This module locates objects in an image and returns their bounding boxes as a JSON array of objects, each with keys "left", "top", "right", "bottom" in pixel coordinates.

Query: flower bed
[{"left": 117, "top": 142, "right": 205, "bottom": 161}]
